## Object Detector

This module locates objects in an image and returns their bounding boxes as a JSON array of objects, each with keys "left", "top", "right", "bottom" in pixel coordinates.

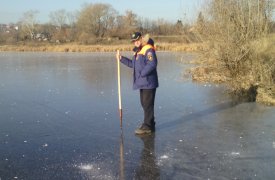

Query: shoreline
[
  {"left": 0, "top": 42, "right": 206, "bottom": 53},
  {"left": 188, "top": 59, "right": 275, "bottom": 106}
]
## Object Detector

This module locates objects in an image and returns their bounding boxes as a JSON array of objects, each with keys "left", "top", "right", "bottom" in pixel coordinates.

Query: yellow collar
[{"left": 137, "top": 44, "right": 154, "bottom": 55}]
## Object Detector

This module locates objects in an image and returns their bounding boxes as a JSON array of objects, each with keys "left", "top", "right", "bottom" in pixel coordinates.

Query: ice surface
[{"left": 0, "top": 52, "right": 274, "bottom": 179}]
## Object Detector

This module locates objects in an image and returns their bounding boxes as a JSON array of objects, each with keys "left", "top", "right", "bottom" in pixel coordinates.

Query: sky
[{"left": 0, "top": 0, "right": 204, "bottom": 24}]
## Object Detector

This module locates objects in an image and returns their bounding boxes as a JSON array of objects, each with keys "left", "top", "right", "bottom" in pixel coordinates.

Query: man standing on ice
[{"left": 116, "top": 32, "right": 159, "bottom": 135}]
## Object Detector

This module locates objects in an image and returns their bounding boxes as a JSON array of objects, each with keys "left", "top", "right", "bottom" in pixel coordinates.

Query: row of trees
[{"left": 0, "top": 3, "right": 187, "bottom": 44}]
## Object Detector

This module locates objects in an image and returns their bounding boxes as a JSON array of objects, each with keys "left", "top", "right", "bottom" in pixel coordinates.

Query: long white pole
[{"left": 116, "top": 50, "right": 122, "bottom": 127}]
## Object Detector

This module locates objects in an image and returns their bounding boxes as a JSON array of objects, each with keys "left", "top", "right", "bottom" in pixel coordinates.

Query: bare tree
[
  {"left": 20, "top": 10, "right": 39, "bottom": 39},
  {"left": 137, "top": 17, "right": 151, "bottom": 33},
  {"left": 49, "top": 9, "right": 67, "bottom": 30},
  {"left": 153, "top": 18, "right": 174, "bottom": 35},
  {"left": 66, "top": 11, "right": 78, "bottom": 41},
  {"left": 124, "top": 10, "right": 138, "bottom": 28},
  {"left": 67, "top": 11, "right": 78, "bottom": 28},
  {"left": 77, "top": 3, "right": 118, "bottom": 38},
  {"left": 115, "top": 10, "right": 138, "bottom": 38}
]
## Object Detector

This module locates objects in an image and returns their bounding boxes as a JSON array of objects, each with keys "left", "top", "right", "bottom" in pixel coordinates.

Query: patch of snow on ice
[
  {"left": 79, "top": 164, "right": 93, "bottom": 171},
  {"left": 160, "top": 155, "right": 169, "bottom": 159},
  {"left": 42, "top": 143, "right": 48, "bottom": 147},
  {"left": 231, "top": 152, "right": 240, "bottom": 156}
]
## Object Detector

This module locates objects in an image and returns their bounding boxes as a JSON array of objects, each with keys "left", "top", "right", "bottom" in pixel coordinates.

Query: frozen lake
[{"left": 0, "top": 52, "right": 275, "bottom": 179}]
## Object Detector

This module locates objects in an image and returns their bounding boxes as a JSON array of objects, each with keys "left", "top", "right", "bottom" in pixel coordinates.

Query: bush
[{"left": 195, "top": 0, "right": 274, "bottom": 102}]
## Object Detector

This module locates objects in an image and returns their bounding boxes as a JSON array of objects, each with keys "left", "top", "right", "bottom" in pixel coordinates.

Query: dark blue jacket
[{"left": 120, "top": 44, "right": 159, "bottom": 90}]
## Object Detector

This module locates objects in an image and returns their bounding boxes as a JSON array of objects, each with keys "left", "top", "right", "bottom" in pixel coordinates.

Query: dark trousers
[{"left": 139, "top": 89, "right": 156, "bottom": 129}]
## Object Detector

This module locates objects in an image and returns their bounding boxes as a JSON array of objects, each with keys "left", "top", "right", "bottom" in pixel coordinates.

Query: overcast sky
[{"left": 0, "top": 0, "right": 204, "bottom": 24}]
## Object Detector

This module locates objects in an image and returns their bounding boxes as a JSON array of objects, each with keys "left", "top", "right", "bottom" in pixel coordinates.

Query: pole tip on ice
[{"left": 119, "top": 109, "right": 123, "bottom": 128}]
